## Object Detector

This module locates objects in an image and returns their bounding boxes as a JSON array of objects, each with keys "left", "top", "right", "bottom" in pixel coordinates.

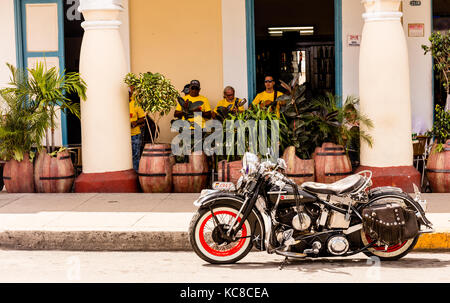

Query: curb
[
  {"left": 0, "top": 230, "right": 449, "bottom": 251},
  {"left": 0, "top": 231, "right": 191, "bottom": 251}
]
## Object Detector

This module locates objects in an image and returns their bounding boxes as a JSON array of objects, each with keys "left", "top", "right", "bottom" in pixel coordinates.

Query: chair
[
  {"left": 66, "top": 145, "right": 82, "bottom": 178},
  {"left": 413, "top": 136, "right": 433, "bottom": 189}
]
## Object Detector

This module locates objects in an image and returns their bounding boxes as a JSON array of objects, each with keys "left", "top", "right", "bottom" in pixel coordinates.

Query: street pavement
[
  {"left": 0, "top": 192, "right": 448, "bottom": 251},
  {"left": 0, "top": 250, "right": 448, "bottom": 283}
]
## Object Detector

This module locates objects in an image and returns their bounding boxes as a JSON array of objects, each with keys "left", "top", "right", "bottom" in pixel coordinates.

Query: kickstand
[{"left": 279, "top": 256, "right": 289, "bottom": 270}]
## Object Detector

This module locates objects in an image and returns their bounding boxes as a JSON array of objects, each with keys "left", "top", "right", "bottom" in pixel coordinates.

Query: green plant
[
  {"left": 309, "top": 93, "right": 373, "bottom": 149},
  {"left": 278, "top": 75, "right": 373, "bottom": 159},
  {"left": 427, "top": 104, "right": 450, "bottom": 153},
  {"left": 0, "top": 90, "right": 49, "bottom": 162},
  {"left": 278, "top": 79, "right": 318, "bottom": 159},
  {"left": 125, "top": 72, "right": 179, "bottom": 143},
  {"left": 422, "top": 31, "right": 450, "bottom": 100},
  {"left": 3, "top": 62, "right": 87, "bottom": 153},
  {"left": 223, "top": 104, "right": 289, "bottom": 161}
]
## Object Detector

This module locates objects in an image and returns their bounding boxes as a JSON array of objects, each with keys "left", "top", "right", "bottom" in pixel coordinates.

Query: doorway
[
  {"left": 251, "top": 0, "right": 338, "bottom": 99},
  {"left": 63, "top": 0, "right": 83, "bottom": 145}
]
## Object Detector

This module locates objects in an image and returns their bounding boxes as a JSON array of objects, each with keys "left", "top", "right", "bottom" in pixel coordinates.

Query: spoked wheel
[
  {"left": 189, "top": 204, "right": 254, "bottom": 264},
  {"left": 360, "top": 195, "right": 421, "bottom": 261}
]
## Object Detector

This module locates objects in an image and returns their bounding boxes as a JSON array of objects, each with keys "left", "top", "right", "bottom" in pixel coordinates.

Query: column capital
[{"left": 78, "top": 0, "right": 123, "bottom": 13}]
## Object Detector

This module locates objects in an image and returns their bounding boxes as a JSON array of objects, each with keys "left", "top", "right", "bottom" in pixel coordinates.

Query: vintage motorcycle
[{"left": 188, "top": 152, "right": 434, "bottom": 264}]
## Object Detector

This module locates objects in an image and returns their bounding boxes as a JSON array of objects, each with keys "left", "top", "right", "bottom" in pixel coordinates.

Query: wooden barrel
[
  {"left": 34, "top": 149, "right": 75, "bottom": 193},
  {"left": 216, "top": 160, "right": 242, "bottom": 184},
  {"left": 138, "top": 143, "right": 173, "bottom": 193},
  {"left": 282, "top": 146, "right": 315, "bottom": 186},
  {"left": 173, "top": 152, "right": 209, "bottom": 193},
  {"left": 426, "top": 140, "right": 450, "bottom": 193},
  {"left": 3, "top": 153, "right": 35, "bottom": 193},
  {"left": 313, "top": 142, "right": 352, "bottom": 184}
]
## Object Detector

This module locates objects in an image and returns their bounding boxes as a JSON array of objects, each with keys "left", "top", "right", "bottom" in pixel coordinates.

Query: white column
[
  {"left": 78, "top": 0, "right": 132, "bottom": 173},
  {"left": 359, "top": 0, "right": 413, "bottom": 167},
  {"left": 221, "top": 0, "right": 248, "bottom": 103}
]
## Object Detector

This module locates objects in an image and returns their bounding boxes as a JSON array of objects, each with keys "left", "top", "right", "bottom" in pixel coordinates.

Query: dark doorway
[
  {"left": 63, "top": 1, "right": 84, "bottom": 145},
  {"left": 254, "top": 0, "right": 335, "bottom": 97},
  {"left": 432, "top": 0, "right": 450, "bottom": 109}
]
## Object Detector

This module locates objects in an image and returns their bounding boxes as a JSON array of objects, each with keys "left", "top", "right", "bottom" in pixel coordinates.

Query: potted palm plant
[
  {"left": 278, "top": 75, "right": 373, "bottom": 184},
  {"left": 5, "top": 62, "right": 87, "bottom": 193},
  {"left": 124, "top": 72, "right": 179, "bottom": 193},
  {"left": 0, "top": 65, "right": 49, "bottom": 192},
  {"left": 308, "top": 93, "right": 373, "bottom": 183}
]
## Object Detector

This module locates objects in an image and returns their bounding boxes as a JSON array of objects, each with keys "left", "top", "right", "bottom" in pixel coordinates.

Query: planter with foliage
[
  {"left": 278, "top": 75, "right": 373, "bottom": 183},
  {"left": 5, "top": 62, "right": 87, "bottom": 193},
  {"left": 125, "top": 72, "right": 179, "bottom": 193},
  {"left": 426, "top": 104, "right": 450, "bottom": 192},
  {"left": 0, "top": 64, "right": 50, "bottom": 192}
]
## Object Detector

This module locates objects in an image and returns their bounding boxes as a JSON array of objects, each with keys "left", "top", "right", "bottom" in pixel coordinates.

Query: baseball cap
[
  {"left": 182, "top": 84, "right": 190, "bottom": 94},
  {"left": 190, "top": 80, "right": 201, "bottom": 89}
]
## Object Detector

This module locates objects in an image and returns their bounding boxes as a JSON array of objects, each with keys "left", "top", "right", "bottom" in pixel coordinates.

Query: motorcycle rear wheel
[
  {"left": 360, "top": 194, "right": 421, "bottom": 261},
  {"left": 189, "top": 204, "right": 254, "bottom": 264},
  {"left": 360, "top": 231, "right": 419, "bottom": 261}
]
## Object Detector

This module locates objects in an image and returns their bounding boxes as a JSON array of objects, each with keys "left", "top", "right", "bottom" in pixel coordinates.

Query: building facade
[{"left": 0, "top": 0, "right": 446, "bottom": 191}]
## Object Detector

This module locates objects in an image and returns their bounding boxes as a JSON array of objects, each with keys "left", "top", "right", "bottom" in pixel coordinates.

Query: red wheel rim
[
  {"left": 198, "top": 210, "right": 247, "bottom": 257},
  {"left": 365, "top": 234, "right": 407, "bottom": 253}
]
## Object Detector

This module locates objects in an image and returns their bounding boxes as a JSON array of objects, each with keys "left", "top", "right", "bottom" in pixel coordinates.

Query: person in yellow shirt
[
  {"left": 213, "top": 86, "right": 245, "bottom": 119},
  {"left": 252, "top": 75, "right": 284, "bottom": 117},
  {"left": 174, "top": 80, "right": 212, "bottom": 129},
  {"left": 129, "top": 86, "right": 146, "bottom": 172}
]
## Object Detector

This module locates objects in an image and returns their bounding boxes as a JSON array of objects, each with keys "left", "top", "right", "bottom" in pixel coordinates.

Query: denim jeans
[{"left": 131, "top": 134, "right": 142, "bottom": 172}]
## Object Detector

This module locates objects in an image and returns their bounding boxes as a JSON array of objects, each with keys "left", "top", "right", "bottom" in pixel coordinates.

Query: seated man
[
  {"left": 174, "top": 80, "right": 212, "bottom": 129},
  {"left": 252, "top": 75, "right": 284, "bottom": 117},
  {"left": 213, "top": 86, "right": 245, "bottom": 119}
]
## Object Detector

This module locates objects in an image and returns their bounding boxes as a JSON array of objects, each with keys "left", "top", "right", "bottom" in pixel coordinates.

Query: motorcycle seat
[{"left": 301, "top": 174, "right": 366, "bottom": 196}]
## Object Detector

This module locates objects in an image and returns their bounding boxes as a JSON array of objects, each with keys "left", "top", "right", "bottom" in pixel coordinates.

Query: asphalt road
[{"left": 0, "top": 250, "right": 449, "bottom": 283}]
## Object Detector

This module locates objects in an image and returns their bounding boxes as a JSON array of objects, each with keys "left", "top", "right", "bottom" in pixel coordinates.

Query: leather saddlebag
[{"left": 362, "top": 202, "right": 419, "bottom": 246}]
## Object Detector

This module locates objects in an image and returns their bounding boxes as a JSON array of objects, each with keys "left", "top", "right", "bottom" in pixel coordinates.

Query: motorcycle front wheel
[{"left": 189, "top": 204, "right": 254, "bottom": 264}]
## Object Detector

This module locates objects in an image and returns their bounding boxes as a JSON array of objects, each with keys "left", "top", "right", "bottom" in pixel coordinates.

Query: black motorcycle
[{"left": 189, "top": 152, "right": 434, "bottom": 264}]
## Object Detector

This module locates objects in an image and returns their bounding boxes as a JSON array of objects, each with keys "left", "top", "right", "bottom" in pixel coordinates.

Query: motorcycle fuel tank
[{"left": 268, "top": 184, "right": 317, "bottom": 204}]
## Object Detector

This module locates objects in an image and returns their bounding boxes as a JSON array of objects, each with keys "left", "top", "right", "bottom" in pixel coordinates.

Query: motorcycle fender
[
  {"left": 193, "top": 191, "right": 267, "bottom": 251},
  {"left": 366, "top": 192, "right": 433, "bottom": 228}
]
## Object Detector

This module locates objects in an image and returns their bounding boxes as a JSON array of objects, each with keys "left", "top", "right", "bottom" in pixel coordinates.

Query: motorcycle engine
[{"left": 277, "top": 204, "right": 320, "bottom": 232}]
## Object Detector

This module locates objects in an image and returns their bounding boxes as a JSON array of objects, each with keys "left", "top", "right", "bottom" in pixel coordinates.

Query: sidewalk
[{"left": 0, "top": 192, "right": 448, "bottom": 251}]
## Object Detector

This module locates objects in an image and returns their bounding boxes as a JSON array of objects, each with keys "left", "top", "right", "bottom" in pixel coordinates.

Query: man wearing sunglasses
[
  {"left": 252, "top": 75, "right": 284, "bottom": 117},
  {"left": 213, "top": 86, "right": 245, "bottom": 118},
  {"left": 174, "top": 80, "right": 212, "bottom": 128}
]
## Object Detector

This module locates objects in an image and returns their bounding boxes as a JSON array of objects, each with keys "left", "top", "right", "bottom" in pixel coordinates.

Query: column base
[
  {"left": 355, "top": 165, "right": 421, "bottom": 193},
  {"left": 75, "top": 169, "right": 139, "bottom": 193}
]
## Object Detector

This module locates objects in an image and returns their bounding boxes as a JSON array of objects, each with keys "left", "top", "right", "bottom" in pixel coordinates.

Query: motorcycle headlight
[{"left": 242, "top": 152, "right": 259, "bottom": 176}]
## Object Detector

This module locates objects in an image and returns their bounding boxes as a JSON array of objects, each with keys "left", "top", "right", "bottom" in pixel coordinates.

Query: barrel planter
[
  {"left": 34, "top": 149, "right": 75, "bottom": 193},
  {"left": 3, "top": 153, "right": 35, "bottom": 193},
  {"left": 173, "top": 152, "right": 209, "bottom": 193},
  {"left": 216, "top": 160, "right": 242, "bottom": 184},
  {"left": 313, "top": 142, "right": 353, "bottom": 184},
  {"left": 426, "top": 140, "right": 450, "bottom": 193},
  {"left": 138, "top": 143, "right": 174, "bottom": 193},
  {"left": 282, "top": 146, "right": 315, "bottom": 186}
]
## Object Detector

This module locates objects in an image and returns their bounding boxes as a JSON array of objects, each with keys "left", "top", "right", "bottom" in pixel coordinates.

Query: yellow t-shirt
[
  {"left": 214, "top": 98, "right": 245, "bottom": 114},
  {"left": 130, "top": 97, "right": 146, "bottom": 136},
  {"left": 175, "top": 95, "right": 211, "bottom": 128},
  {"left": 252, "top": 91, "right": 285, "bottom": 117}
]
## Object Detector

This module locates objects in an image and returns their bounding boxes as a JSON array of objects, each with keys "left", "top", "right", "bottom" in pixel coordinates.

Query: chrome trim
[{"left": 343, "top": 224, "right": 363, "bottom": 235}]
